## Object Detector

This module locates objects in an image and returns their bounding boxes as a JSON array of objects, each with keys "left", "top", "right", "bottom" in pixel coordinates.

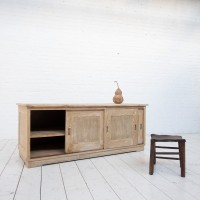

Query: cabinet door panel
[
  {"left": 105, "top": 109, "right": 138, "bottom": 149},
  {"left": 66, "top": 111, "right": 103, "bottom": 153}
]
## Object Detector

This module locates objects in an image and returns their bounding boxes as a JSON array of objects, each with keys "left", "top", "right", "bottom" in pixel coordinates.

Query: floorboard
[
  {"left": 119, "top": 153, "right": 196, "bottom": 200},
  {"left": 14, "top": 167, "right": 41, "bottom": 200},
  {"left": 41, "top": 164, "right": 67, "bottom": 200},
  {"left": 0, "top": 149, "right": 24, "bottom": 200},
  {"left": 76, "top": 159, "right": 120, "bottom": 200},
  {"left": 0, "top": 133, "right": 200, "bottom": 200},
  {"left": 0, "top": 140, "right": 17, "bottom": 175},
  {"left": 0, "top": 140, "right": 8, "bottom": 151},
  {"left": 104, "top": 155, "right": 171, "bottom": 200},
  {"left": 60, "top": 161, "right": 93, "bottom": 200},
  {"left": 91, "top": 157, "right": 146, "bottom": 200}
]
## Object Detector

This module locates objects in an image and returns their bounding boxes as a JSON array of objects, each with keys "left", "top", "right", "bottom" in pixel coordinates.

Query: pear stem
[{"left": 114, "top": 81, "right": 119, "bottom": 88}]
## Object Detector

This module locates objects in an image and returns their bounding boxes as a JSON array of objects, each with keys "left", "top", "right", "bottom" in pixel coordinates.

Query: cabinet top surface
[{"left": 17, "top": 103, "right": 148, "bottom": 108}]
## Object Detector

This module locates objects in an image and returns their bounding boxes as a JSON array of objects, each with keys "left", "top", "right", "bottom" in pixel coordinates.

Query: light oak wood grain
[
  {"left": 137, "top": 109, "right": 144, "bottom": 144},
  {"left": 105, "top": 109, "right": 140, "bottom": 149},
  {"left": 18, "top": 106, "right": 30, "bottom": 160},
  {"left": 66, "top": 111, "right": 103, "bottom": 153},
  {"left": 17, "top": 104, "right": 147, "bottom": 167},
  {"left": 30, "top": 149, "right": 65, "bottom": 158},
  {"left": 30, "top": 131, "right": 65, "bottom": 138}
]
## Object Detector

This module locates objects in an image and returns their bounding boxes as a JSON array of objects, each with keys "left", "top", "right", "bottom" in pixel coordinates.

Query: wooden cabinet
[{"left": 17, "top": 104, "right": 147, "bottom": 167}]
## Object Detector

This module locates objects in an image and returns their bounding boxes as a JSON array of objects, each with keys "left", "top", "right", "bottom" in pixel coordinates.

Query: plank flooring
[{"left": 0, "top": 134, "right": 200, "bottom": 200}]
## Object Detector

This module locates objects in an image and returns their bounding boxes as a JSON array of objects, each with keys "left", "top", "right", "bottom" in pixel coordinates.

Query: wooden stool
[{"left": 149, "top": 134, "right": 186, "bottom": 177}]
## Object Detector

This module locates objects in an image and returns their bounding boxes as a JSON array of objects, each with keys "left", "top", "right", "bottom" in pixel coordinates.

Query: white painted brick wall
[{"left": 0, "top": 0, "right": 200, "bottom": 138}]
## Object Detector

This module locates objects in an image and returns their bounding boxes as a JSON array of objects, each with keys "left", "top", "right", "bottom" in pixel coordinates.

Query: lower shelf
[
  {"left": 31, "top": 149, "right": 65, "bottom": 158},
  {"left": 30, "top": 136, "right": 65, "bottom": 158},
  {"left": 30, "top": 130, "right": 65, "bottom": 138}
]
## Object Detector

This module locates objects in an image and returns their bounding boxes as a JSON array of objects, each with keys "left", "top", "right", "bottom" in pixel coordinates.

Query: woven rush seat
[{"left": 149, "top": 134, "right": 186, "bottom": 177}]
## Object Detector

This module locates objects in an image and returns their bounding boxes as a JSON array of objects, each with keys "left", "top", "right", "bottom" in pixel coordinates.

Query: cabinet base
[{"left": 24, "top": 145, "right": 144, "bottom": 168}]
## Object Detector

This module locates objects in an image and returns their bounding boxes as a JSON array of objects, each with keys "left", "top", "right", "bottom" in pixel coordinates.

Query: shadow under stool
[{"left": 149, "top": 134, "right": 186, "bottom": 177}]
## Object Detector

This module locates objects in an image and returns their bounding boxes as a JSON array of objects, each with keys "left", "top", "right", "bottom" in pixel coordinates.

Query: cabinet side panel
[
  {"left": 137, "top": 109, "right": 144, "bottom": 144},
  {"left": 18, "top": 106, "right": 30, "bottom": 160},
  {"left": 143, "top": 107, "right": 146, "bottom": 145},
  {"left": 132, "top": 110, "right": 138, "bottom": 146}
]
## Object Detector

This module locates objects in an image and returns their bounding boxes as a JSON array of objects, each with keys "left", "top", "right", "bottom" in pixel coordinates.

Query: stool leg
[
  {"left": 178, "top": 142, "right": 182, "bottom": 167},
  {"left": 154, "top": 146, "right": 156, "bottom": 164},
  {"left": 149, "top": 139, "right": 155, "bottom": 175},
  {"left": 180, "top": 141, "right": 186, "bottom": 177}
]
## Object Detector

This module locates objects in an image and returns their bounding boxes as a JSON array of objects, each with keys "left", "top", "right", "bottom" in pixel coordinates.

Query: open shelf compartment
[
  {"left": 30, "top": 110, "right": 66, "bottom": 158},
  {"left": 30, "top": 136, "right": 65, "bottom": 158},
  {"left": 30, "top": 110, "right": 65, "bottom": 138}
]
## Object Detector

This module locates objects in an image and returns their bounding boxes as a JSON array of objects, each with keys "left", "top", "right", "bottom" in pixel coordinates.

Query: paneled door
[
  {"left": 105, "top": 109, "right": 138, "bottom": 149},
  {"left": 65, "top": 111, "right": 104, "bottom": 153}
]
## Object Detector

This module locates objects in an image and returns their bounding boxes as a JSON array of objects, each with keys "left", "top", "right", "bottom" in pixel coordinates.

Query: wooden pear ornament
[{"left": 113, "top": 81, "right": 124, "bottom": 104}]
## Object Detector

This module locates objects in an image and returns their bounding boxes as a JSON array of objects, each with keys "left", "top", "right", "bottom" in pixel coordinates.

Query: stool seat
[
  {"left": 151, "top": 134, "right": 185, "bottom": 142},
  {"left": 149, "top": 134, "right": 186, "bottom": 177}
]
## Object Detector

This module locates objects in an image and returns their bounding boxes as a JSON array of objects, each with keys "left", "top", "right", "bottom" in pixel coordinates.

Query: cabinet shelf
[
  {"left": 30, "top": 130, "right": 65, "bottom": 138},
  {"left": 31, "top": 149, "right": 65, "bottom": 158},
  {"left": 30, "top": 136, "right": 65, "bottom": 159}
]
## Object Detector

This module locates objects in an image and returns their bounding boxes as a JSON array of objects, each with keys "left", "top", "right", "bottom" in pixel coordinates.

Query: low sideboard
[{"left": 17, "top": 104, "right": 147, "bottom": 167}]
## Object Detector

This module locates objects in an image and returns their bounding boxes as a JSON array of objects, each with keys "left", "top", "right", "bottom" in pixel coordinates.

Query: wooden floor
[{"left": 0, "top": 133, "right": 200, "bottom": 200}]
